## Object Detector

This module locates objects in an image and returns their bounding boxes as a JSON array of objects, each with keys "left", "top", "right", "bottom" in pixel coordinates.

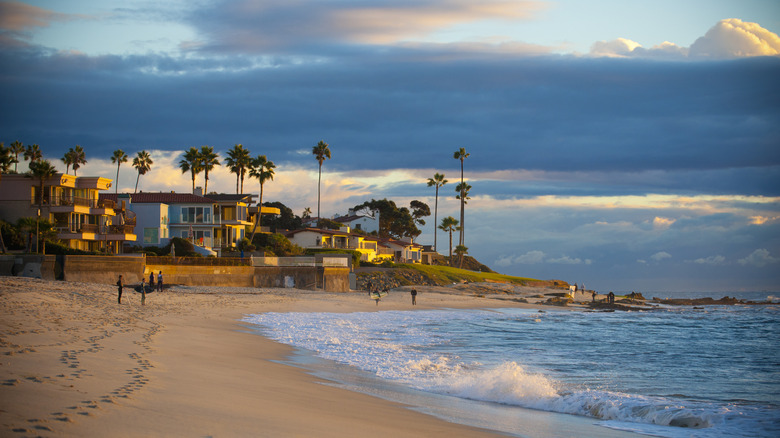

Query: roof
[
  {"left": 284, "top": 228, "right": 351, "bottom": 238},
  {"left": 100, "top": 192, "right": 212, "bottom": 204},
  {"left": 206, "top": 193, "right": 256, "bottom": 203}
]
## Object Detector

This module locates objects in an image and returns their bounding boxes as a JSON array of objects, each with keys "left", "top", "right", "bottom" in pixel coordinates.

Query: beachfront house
[
  {"left": 100, "top": 190, "right": 280, "bottom": 256},
  {"left": 0, "top": 173, "right": 135, "bottom": 253},
  {"left": 284, "top": 227, "right": 393, "bottom": 262},
  {"left": 382, "top": 239, "right": 423, "bottom": 263}
]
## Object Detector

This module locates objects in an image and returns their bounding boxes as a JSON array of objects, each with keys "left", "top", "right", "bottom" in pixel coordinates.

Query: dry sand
[{"left": 0, "top": 277, "right": 619, "bottom": 437}]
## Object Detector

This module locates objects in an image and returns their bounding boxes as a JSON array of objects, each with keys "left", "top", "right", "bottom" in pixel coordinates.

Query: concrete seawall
[{"left": 0, "top": 255, "right": 350, "bottom": 292}]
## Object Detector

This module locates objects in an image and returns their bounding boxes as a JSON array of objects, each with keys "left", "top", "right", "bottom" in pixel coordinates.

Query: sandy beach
[{"left": 0, "top": 277, "right": 647, "bottom": 437}]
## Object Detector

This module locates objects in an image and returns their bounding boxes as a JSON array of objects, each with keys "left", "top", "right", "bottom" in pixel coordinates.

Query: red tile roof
[{"left": 100, "top": 192, "right": 212, "bottom": 204}]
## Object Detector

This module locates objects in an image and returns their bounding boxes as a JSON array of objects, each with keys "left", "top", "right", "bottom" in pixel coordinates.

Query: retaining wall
[
  {"left": 144, "top": 264, "right": 255, "bottom": 288},
  {"left": 0, "top": 254, "right": 351, "bottom": 292}
]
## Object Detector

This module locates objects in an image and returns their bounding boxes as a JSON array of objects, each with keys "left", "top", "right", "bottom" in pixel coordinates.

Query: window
[
  {"left": 144, "top": 228, "right": 159, "bottom": 244},
  {"left": 181, "top": 206, "right": 212, "bottom": 223}
]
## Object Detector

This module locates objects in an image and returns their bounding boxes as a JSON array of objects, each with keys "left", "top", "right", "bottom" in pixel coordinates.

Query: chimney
[{"left": 194, "top": 187, "right": 203, "bottom": 196}]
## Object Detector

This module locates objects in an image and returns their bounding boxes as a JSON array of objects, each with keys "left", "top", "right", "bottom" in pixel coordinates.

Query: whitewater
[{"left": 243, "top": 298, "right": 779, "bottom": 437}]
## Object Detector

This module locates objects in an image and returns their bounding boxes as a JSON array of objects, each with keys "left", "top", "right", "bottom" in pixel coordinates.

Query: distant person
[
  {"left": 149, "top": 272, "right": 155, "bottom": 290},
  {"left": 157, "top": 271, "right": 163, "bottom": 292},
  {"left": 411, "top": 288, "right": 417, "bottom": 305},
  {"left": 367, "top": 280, "right": 373, "bottom": 296},
  {"left": 116, "top": 275, "right": 124, "bottom": 304},
  {"left": 140, "top": 277, "right": 146, "bottom": 306},
  {"left": 608, "top": 292, "right": 615, "bottom": 304},
  {"left": 592, "top": 290, "right": 597, "bottom": 303}
]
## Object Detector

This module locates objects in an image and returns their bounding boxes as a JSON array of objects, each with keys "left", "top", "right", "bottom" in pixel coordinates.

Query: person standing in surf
[{"left": 411, "top": 288, "right": 417, "bottom": 305}]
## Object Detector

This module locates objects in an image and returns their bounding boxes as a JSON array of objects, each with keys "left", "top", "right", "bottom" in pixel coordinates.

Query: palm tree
[
  {"left": 453, "top": 147, "right": 469, "bottom": 247},
  {"left": 71, "top": 145, "right": 87, "bottom": 175},
  {"left": 0, "top": 143, "right": 15, "bottom": 173},
  {"left": 302, "top": 207, "right": 312, "bottom": 219},
  {"left": 248, "top": 155, "right": 276, "bottom": 243},
  {"left": 132, "top": 150, "right": 153, "bottom": 193},
  {"left": 110, "top": 149, "right": 128, "bottom": 193},
  {"left": 179, "top": 147, "right": 202, "bottom": 193},
  {"left": 312, "top": 140, "right": 331, "bottom": 226},
  {"left": 29, "top": 159, "right": 57, "bottom": 208},
  {"left": 438, "top": 216, "right": 459, "bottom": 266},
  {"left": 10, "top": 141, "right": 24, "bottom": 172},
  {"left": 198, "top": 146, "right": 220, "bottom": 194},
  {"left": 455, "top": 182, "right": 471, "bottom": 244},
  {"left": 454, "top": 244, "right": 468, "bottom": 269},
  {"left": 24, "top": 144, "right": 42, "bottom": 166},
  {"left": 61, "top": 149, "right": 74, "bottom": 174},
  {"left": 225, "top": 144, "right": 252, "bottom": 194},
  {"left": 426, "top": 172, "right": 448, "bottom": 252}
]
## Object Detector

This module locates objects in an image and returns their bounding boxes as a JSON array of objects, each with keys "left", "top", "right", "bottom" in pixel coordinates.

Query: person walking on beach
[
  {"left": 149, "top": 272, "right": 155, "bottom": 291},
  {"left": 140, "top": 277, "right": 146, "bottom": 306},
  {"left": 592, "top": 290, "right": 597, "bottom": 303},
  {"left": 116, "top": 275, "right": 124, "bottom": 304},
  {"left": 411, "top": 288, "right": 417, "bottom": 305},
  {"left": 157, "top": 271, "right": 163, "bottom": 292}
]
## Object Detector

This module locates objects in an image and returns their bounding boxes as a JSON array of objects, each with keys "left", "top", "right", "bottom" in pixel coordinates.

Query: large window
[
  {"left": 144, "top": 228, "right": 159, "bottom": 244},
  {"left": 181, "top": 206, "right": 211, "bottom": 223}
]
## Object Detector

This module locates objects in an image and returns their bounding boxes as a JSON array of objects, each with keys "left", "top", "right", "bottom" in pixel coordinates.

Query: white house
[{"left": 332, "top": 208, "right": 380, "bottom": 234}]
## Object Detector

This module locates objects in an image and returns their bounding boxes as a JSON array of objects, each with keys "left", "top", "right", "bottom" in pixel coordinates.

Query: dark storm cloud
[{"left": 1, "top": 41, "right": 778, "bottom": 195}]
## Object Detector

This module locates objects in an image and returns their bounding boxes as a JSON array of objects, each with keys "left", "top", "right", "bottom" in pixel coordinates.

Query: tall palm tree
[
  {"left": 198, "top": 146, "right": 220, "bottom": 194},
  {"left": 439, "top": 216, "right": 459, "bottom": 267},
  {"left": 179, "top": 147, "right": 202, "bottom": 193},
  {"left": 132, "top": 150, "right": 153, "bottom": 193},
  {"left": 61, "top": 149, "right": 74, "bottom": 175},
  {"left": 312, "top": 140, "right": 331, "bottom": 226},
  {"left": 225, "top": 144, "right": 252, "bottom": 194},
  {"left": 10, "top": 141, "right": 24, "bottom": 172},
  {"left": 455, "top": 182, "right": 471, "bottom": 244},
  {"left": 453, "top": 147, "right": 470, "bottom": 247},
  {"left": 24, "top": 144, "right": 42, "bottom": 166},
  {"left": 110, "top": 149, "right": 128, "bottom": 193},
  {"left": 248, "top": 155, "right": 275, "bottom": 243},
  {"left": 29, "top": 159, "right": 57, "bottom": 208},
  {"left": 71, "top": 145, "right": 87, "bottom": 175},
  {"left": 426, "top": 172, "right": 448, "bottom": 252}
]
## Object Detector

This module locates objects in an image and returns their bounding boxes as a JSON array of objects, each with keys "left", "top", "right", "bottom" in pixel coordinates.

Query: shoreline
[
  {"left": 3, "top": 277, "right": 770, "bottom": 436},
  {"left": 0, "top": 277, "right": 562, "bottom": 437}
]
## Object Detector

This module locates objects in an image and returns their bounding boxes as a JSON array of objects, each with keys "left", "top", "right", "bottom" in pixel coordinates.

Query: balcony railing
[
  {"left": 55, "top": 224, "right": 135, "bottom": 235},
  {"left": 47, "top": 196, "right": 115, "bottom": 209}
]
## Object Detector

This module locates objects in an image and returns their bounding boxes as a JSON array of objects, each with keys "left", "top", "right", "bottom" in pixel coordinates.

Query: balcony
[
  {"left": 48, "top": 196, "right": 115, "bottom": 215},
  {"left": 55, "top": 223, "right": 136, "bottom": 242}
]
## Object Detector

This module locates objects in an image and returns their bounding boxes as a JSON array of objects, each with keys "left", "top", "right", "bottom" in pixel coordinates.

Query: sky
[{"left": 1, "top": 0, "right": 779, "bottom": 293}]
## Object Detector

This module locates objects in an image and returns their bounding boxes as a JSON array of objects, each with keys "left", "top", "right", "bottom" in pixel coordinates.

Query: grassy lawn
[{"left": 393, "top": 263, "right": 543, "bottom": 285}]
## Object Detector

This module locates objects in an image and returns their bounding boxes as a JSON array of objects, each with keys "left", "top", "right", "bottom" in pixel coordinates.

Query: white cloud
[
  {"left": 546, "top": 255, "right": 592, "bottom": 265},
  {"left": 590, "top": 18, "right": 779, "bottom": 59},
  {"left": 690, "top": 18, "right": 780, "bottom": 58},
  {"left": 692, "top": 255, "right": 726, "bottom": 265},
  {"left": 653, "top": 216, "right": 675, "bottom": 230},
  {"left": 589, "top": 37, "right": 642, "bottom": 58},
  {"left": 737, "top": 249, "right": 779, "bottom": 267},
  {"left": 651, "top": 251, "right": 672, "bottom": 261},
  {"left": 495, "top": 251, "right": 593, "bottom": 266}
]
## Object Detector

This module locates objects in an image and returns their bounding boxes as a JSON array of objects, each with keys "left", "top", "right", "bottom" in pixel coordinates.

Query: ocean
[{"left": 242, "top": 292, "right": 780, "bottom": 437}]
